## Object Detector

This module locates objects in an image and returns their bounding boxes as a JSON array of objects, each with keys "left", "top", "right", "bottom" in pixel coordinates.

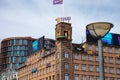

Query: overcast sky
[{"left": 0, "top": 0, "right": 120, "bottom": 43}]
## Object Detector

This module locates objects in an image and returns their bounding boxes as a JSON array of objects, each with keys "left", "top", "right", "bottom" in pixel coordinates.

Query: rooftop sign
[{"left": 55, "top": 17, "right": 71, "bottom": 23}]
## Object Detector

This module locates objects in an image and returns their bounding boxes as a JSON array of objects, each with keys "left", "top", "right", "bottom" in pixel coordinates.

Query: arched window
[
  {"left": 64, "top": 31, "right": 68, "bottom": 37},
  {"left": 57, "top": 32, "right": 60, "bottom": 37}
]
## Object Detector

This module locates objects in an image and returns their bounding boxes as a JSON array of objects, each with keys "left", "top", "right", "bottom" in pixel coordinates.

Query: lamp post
[{"left": 86, "top": 22, "right": 113, "bottom": 80}]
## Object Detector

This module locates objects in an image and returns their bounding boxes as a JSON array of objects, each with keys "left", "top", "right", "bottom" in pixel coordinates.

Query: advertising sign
[
  {"left": 39, "top": 36, "right": 45, "bottom": 49},
  {"left": 55, "top": 17, "right": 71, "bottom": 23},
  {"left": 32, "top": 40, "right": 38, "bottom": 52},
  {"left": 86, "top": 29, "right": 120, "bottom": 46}
]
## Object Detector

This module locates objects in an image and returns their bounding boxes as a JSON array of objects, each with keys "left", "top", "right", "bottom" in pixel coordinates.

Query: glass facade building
[{"left": 0, "top": 37, "right": 35, "bottom": 71}]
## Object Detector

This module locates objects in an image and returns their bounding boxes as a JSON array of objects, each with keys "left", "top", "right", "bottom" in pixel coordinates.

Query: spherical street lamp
[{"left": 86, "top": 22, "right": 113, "bottom": 80}]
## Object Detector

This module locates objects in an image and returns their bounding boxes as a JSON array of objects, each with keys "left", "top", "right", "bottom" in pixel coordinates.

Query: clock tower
[{"left": 55, "top": 22, "right": 74, "bottom": 80}]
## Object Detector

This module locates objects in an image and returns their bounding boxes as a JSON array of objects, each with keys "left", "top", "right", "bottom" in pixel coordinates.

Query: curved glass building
[{"left": 0, "top": 37, "right": 35, "bottom": 71}]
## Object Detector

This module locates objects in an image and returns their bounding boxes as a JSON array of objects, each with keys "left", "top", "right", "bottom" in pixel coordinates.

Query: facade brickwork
[{"left": 17, "top": 22, "right": 120, "bottom": 80}]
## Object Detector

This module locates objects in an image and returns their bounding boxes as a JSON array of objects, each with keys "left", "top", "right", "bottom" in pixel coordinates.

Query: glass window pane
[
  {"left": 65, "top": 63, "right": 69, "bottom": 69},
  {"left": 109, "top": 67, "right": 113, "bottom": 73},
  {"left": 82, "top": 75, "right": 86, "bottom": 80},
  {"left": 90, "top": 76, "right": 94, "bottom": 80},
  {"left": 14, "top": 40, "right": 16, "bottom": 45},
  {"left": 64, "top": 74, "right": 69, "bottom": 80},
  {"left": 115, "top": 48, "right": 118, "bottom": 54},
  {"left": 74, "top": 64, "right": 78, "bottom": 70},
  {"left": 96, "top": 46, "right": 98, "bottom": 51},
  {"left": 17, "top": 51, "right": 20, "bottom": 56},
  {"left": 96, "top": 66, "right": 99, "bottom": 72},
  {"left": 109, "top": 57, "right": 113, "bottom": 63},
  {"left": 110, "top": 77, "right": 114, "bottom": 80},
  {"left": 82, "top": 64, "right": 86, "bottom": 71},
  {"left": 104, "top": 66, "right": 107, "bottom": 73},
  {"left": 74, "top": 53, "right": 78, "bottom": 59},
  {"left": 12, "top": 57, "right": 16, "bottom": 63},
  {"left": 109, "top": 47, "right": 112, "bottom": 53},
  {"left": 116, "top": 58, "right": 119, "bottom": 64},
  {"left": 96, "top": 56, "right": 99, "bottom": 62},
  {"left": 104, "top": 57, "right": 106, "bottom": 62},
  {"left": 96, "top": 76, "right": 100, "bottom": 80},
  {"left": 17, "top": 46, "right": 20, "bottom": 50},
  {"left": 23, "top": 40, "right": 28, "bottom": 45},
  {"left": 82, "top": 54, "right": 85, "bottom": 60},
  {"left": 88, "top": 55, "right": 92, "bottom": 61},
  {"left": 116, "top": 68, "right": 120, "bottom": 74},
  {"left": 88, "top": 45, "right": 92, "bottom": 50},
  {"left": 19, "top": 40, "right": 22, "bottom": 45},
  {"left": 74, "top": 74, "right": 79, "bottom": 80},
  {"left": 64, "top": 52, "right": 68, "bottom": 58},
  {"left": 89, "top": 65, "right": 93, "bottom": 71}
]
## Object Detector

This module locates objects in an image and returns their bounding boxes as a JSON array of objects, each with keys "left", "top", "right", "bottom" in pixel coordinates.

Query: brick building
[{"left": 17, "top": 22, "right": 120, "bottom": 80}]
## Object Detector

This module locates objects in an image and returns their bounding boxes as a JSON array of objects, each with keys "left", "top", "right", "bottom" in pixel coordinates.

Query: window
[
  {"left": 104, "top": 66, "right": 107, "bottom": 73},
  {"left": 88, "top": 45, "right": 92, "bottom": 50},
  {"left": 21, "top": 46, "right": 25, "bottom": 50},
  {"left": 12, "top": 57, "right": 16, "bottom": 63},
  {"left": 96, "top": 76, "right": 100, "bottom": 80},
  {"left": 104, "top": 57, "right": 106, "bottom": 62},
  {"left": 89, "top": 65, "right": 93, "bottom": 71},
  {"left": 82, "top": 75, "right": 86, "bottom": 80},
  {"left": 74, "top": 64, "right": 78, "bottom": 70},
  {"left": 103, "top": 47, "right": 106, "bottom": 52},
  {"left": 74, "top": 53, "right": 78, "bottom": 59},
  {"left": 88, "top": 55, "right": 92, "bottom": 61},
  {"left": 57, "top": 63, "right": 60, "bottom": 70},
  {"left": 64, "top": 74, "right": 69, "bottom": 80},
  {"left": 64, "top": 63, "right": 69, "bottom": 69},
  {"left": 13, "top": 40, "right": 16, "bottom": 45},
  {"left": 19, "top": 40, "right": 22, "bottom": 45},
  {"left": 96, "top": 56, "right": 99, "bottom": 62},
  {"left": 21, "top": 51, "right": 25, "bottom": 56},
  {"left": 109, "top": 47, "right": 112, "bottom": 53},
  {"left": 109, "top": 57, "right": 113, "bottom": 63},
  {"left": 15, "top": 63, "right": 19, "bottom": 68},
  {"left": 96, "top": 66, "right": 99, "bottom": 72},
  {"left": 90, "top": 76, "right": 94, "bottom": 80},
  {"left": 64, "top": 31, "right": 68, "bottom": 37},
  {"left": 109, "top": 67, "right": 113, "bottom": 73},
  {"left": 115, "top": 48, "right": 119, "bottom": 54},
  {"left": 81, "top": 54, "right": 85, "bottom": 60},
  {"left": 82, "top": 64, "right": 86, "bottom": 71},
  {"left": 116, "top": 58, "right": 119, "bottom": 64},
  {"left": 23, "top": 40, "right": 28, "bottom": 45},
  {"left": 11, "top": 47, "right": 14, "bottom": 52},
  {"left": 57, "top": 53, "right": 60, "bottom": 59},
  {"left": 96, "top": 46, "right": 98, "bottom": 51},
  {"left": 64, "top": 52, "right": 68, "bottom": 58},
  {"left": 57, "top": 32, "right": 60, "bottom": 37},
  {"left": 110, "top": 77, "right": 114, "bottom": 80},
  {"left": 74, "top": 74, "right": 79, "bottom": 80},
  {"left": 17, "top": 51, "right": 20, "bottom": 56},
  {"left": 116, "top": 68, "right": 120, "bottom": 74},
  {"left": 17, "top": 46, "right": 20, "bottom": 50}
]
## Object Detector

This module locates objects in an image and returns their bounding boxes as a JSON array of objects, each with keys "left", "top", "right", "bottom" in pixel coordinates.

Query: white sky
[{"left": 0, "top": 0, "right": 120, "bottom": 43}]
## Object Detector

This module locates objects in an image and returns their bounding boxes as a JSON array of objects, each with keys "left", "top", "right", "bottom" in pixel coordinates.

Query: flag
[{"left": 53, "top": 0, "right": 63, "bottom": 5}]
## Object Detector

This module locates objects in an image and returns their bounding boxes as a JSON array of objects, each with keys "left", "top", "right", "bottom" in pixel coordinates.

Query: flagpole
[{"left": 62, "top": 0, "right": 64, "bottom": 17}]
